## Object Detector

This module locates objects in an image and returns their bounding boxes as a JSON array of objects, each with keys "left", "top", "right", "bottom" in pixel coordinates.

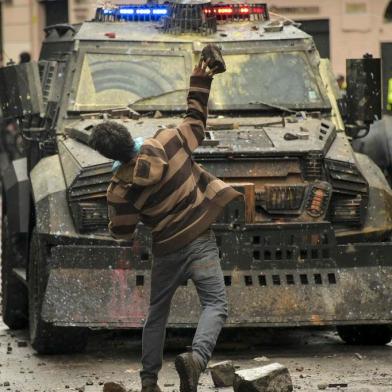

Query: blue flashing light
[
  {"left": 96, "top": 5, "right": 169, "bottom": 21},
  {"left": 152, "top": 8, "right": 168, "bottom": 15},
  {"left": 119, "top": 8, "right": 134, "bottom": 15},
  {"left": 136, "top": 8, "right": 151, "bottom": 15}
]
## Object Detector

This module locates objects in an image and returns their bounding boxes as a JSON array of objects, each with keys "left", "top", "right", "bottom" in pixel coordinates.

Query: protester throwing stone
[{"left": 89, "top": 46, "right": 242, "bottom": 392}]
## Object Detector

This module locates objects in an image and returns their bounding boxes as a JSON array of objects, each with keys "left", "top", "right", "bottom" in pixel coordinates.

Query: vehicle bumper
[{"left": 41, "top": 222, "right": 392, "bottom": 328}]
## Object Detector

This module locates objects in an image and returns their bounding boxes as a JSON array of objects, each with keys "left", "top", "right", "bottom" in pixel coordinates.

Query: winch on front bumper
[{"left": 41, "top": 222, "right": 392, "bottom": 328}]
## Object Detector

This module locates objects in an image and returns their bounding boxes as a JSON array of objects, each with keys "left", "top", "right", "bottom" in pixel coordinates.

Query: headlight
[
  {"left": 325, "top": 159, "right": 369, "bottom": 226},
  {"left": 71, "top": 202, "right": 109, "bottom": 232},
  {"left": 255, "top": 184, "right": 306, "bottom": 215},
  {"left": 329, "top": 195, "right": 365, "bottom": 226}
]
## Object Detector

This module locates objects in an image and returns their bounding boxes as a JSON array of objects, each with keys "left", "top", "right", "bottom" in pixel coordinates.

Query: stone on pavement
[
  {"left": 103, "top": 381, "right": 127, "bottom": 392},
  {"left": 233, "top": 363, "right": 293, "bottom": 392},
  {"left": 209, "top": 360, "right": 236, "bottom": 387}
]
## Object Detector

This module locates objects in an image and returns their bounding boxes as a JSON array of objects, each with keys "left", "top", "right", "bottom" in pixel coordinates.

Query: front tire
[
  {"left": 337, "top": 325, "right": 392, "bottom": 345},
  {"left": 1, "top": 215, "right": 28, "bottom": 329},
  {"left": 29, "top": 230, "right": 88, "bottom": 354}
]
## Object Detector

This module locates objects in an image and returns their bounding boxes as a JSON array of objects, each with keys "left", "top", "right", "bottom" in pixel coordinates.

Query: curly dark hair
[{"left": 88, "top": 121, "right": 136, "bottom": 163}]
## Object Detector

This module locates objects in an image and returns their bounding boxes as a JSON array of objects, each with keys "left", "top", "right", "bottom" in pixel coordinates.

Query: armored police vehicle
[{"left": 1, "top": 1, "right": 391, "bottom": 354}]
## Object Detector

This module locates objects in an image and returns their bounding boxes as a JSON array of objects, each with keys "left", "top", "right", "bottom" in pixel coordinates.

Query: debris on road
[
  {"left": 317, "top": 383, "right": 349, "bottom": 390},
  {"left": 253, "top": 357, "right": 269, "bottom": 362},
  {"left": 103, "top": 381, "right": 127, "bottom": 392},
  {"left": 125, "top": 367, "right": 140, "bottom": 374},
  {"left": 355, "top": 353, "right": 363, "bottom": 360},
  {"left": 233, "top": 363, "right": 293, "bottom": 392},
  {"left": 153, "top": 110, "right": 163, "bottom": 119},
  {"left": 209, "top": 360, "right": 236, "bottom": 387}
]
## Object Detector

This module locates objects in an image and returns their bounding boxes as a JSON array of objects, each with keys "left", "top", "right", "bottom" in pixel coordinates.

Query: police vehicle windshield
[{"left": 70, "top": 49, "right": 325, "bottom": 112}]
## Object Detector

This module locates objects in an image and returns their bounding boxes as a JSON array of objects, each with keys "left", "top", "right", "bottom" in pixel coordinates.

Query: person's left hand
[{"left": 192, "top": 58, "right": 219, "bottom": 78}]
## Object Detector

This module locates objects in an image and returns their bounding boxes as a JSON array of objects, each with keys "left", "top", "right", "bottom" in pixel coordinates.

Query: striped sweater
[{"left": 107, "top": 75, "right": 242, "bottom": 256}]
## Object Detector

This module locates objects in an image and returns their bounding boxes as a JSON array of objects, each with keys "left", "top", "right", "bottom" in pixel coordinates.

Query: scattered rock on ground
[
  {"left": 103, "top": 381, "right": 127, "bottom": 392},
  {"left": 253, "top": 357, "right": 269, "bottom": 363},
  {"left": 233, "top": 363, "right": 293, "bottom": 392},
  {"left": 209, "top": 360, "right": 236, "bottom": 387}
]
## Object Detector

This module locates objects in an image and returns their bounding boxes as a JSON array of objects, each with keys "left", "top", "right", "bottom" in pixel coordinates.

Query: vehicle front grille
[
  {"left": 264, "top": 185, "right": 305, "bottom": 213},
  {"left": 329, "top": 195, "right": 364, "bottom": 226},
  {"left": 215, "top": 222, "right": 337, "bottom": 263},
  {"left": 325, "top": 159, "right": 368, "bottom": 226},
  {"left": 325, "top": 160, "right": 368, "bottom": 195},
  {"left": 69, "top": 167, "right": 112, "bottom": 202},
  {"left": 70, "top": 201, "right": 109, "bottom": 232},
  {"left": 79, "top": 202, "right": 108, "bottom": 231},
  {"left": 68, "top": 166, "right": 112, "bottom": 231},
  {"left": 302, "top": 153, "right": 323, "bottom": 180}
]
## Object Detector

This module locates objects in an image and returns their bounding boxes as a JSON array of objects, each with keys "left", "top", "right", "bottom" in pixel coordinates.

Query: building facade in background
[
  {"left": 0, "top": 0, "right": 392, "bottom": 104},
  {"left": 0, "top": 0, "right": 68, "bottom": 65}
]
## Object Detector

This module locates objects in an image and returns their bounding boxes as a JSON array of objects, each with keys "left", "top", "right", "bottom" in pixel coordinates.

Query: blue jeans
[{"left": 140, "top": 229, "right": 228, "bottom": 385}]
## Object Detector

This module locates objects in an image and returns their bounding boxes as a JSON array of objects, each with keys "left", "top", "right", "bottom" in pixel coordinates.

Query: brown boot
[
  {"left": 141, "top": 384, "right": 162, "bottom": 392},
  {"left": 175, "top": 352, "right": 203, "bottom": 392}
]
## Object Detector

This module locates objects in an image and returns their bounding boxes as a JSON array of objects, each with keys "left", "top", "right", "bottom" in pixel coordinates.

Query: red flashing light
[
  {"left": 216, "top": 7, "right": 233, "bottom": 14},
  {"left": 203, "top": 4, "right": 268, "bottom": 18},
  {"left": 253, "top": 6, "right": 266, "bottom": 14}
]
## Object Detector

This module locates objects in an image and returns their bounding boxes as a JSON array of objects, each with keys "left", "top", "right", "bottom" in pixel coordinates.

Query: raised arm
[{"left": 177, "top": 59, "right": 217, "bottom": 153}]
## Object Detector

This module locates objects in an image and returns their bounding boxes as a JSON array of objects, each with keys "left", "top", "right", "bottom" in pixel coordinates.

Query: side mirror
[
  {"left": 346, "top": 54, "right": 382, "bottom": 126},
  {"left": 0, "top": 61, "right": 44, "bottom": 122}
]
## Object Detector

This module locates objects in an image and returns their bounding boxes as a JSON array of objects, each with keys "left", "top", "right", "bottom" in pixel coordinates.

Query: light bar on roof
[{"left": 95, "top": 2, "right": 269, "bottom": 24}]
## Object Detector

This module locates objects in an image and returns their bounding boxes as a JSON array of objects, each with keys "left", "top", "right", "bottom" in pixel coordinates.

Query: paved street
[{"left": 0, "top": 324, "right": 391, "bottom": 392}]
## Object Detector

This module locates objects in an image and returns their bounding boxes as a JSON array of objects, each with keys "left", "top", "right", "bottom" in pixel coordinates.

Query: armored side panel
[
  {"left": 0, "top": 62, "right": 44, "bottom": 121},
  {"left": 2, "top": 158, "right": 31, "bottom": 234}
]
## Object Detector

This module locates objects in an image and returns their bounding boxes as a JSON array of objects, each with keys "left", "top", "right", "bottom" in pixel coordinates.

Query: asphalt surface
[{"left": 0, "top": 324, "right": 391, "bottom": 392}]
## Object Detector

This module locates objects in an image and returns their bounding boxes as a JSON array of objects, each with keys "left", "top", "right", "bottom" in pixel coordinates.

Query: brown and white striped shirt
[{"left": 107, "top": 75, "right": 242, "bottom": 255}]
